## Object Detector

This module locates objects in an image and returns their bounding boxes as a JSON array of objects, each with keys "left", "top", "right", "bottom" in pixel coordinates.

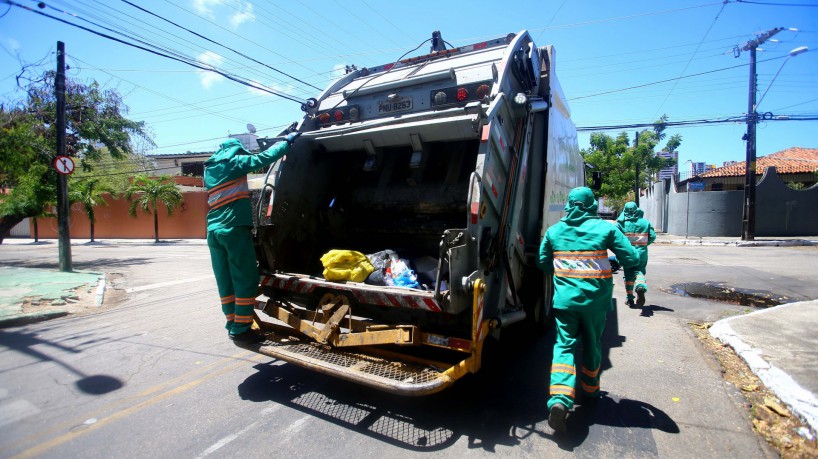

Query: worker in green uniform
[
  {"left": 616, "top": 202, "right": 657, "bottom": 307},
  {"left": 205, "top": 133, "right": 301, "bottom": 344},
  {"left": 537, "top": 187, "right": 639, "bottom": 433}
]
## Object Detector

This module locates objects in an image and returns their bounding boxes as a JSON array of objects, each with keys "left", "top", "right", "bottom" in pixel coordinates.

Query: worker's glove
[{"left": 284, "top": 132, "right": 302, "bottom": 145}]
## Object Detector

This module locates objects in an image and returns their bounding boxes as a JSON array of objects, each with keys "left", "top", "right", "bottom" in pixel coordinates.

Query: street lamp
[{"left": 757, "top": 46, "right": 810, "bottom": 109}]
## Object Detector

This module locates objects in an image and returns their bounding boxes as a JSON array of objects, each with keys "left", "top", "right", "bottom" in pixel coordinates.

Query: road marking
[
  {"left": 280, "top": 415, "right": 310, "bottom": 442},
  {"left": 7, "top": 351, "right": 262, "bottom": 459},
  {"left": 196, "top": 405, "right": 282, "bottom": 458},
  {"left": 125, "top": 275, "right": 214, "bottom": 293}
]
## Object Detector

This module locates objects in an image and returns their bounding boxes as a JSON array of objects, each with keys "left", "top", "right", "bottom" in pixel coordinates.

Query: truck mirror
[{"left": 591, "top": 171, "right": 602, "bottom": 190}]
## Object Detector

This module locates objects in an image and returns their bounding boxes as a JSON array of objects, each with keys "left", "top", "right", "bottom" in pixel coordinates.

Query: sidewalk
[{"left": 654, "top": 233, "right": 818, "bottom": 247}]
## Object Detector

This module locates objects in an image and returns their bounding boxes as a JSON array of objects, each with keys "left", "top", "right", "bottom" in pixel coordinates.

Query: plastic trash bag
[{"left": 320, "top": 249, "right": 375, "bottom": 283}]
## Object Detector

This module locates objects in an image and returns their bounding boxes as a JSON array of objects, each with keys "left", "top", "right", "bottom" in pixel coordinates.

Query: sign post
[{"left": 55, "top": 41, "right": 72, "bottom": 272}]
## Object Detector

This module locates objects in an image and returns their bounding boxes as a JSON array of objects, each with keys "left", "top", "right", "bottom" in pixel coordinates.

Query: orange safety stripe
[
  {"left": 553, "top": 250, "right": 612, "bottom": 279},
  {"left": 208, "top": 177, "right": 249, "bottom": 210},
  {"left": 550, "top": 384, "right": 576, "bottom": 398},
  {"left": 234, "top": 315, "right": 254, "bottom": 324},
  {"left": 235, "top": 297, "right": 256, "bottom": 306},
  {"left": 221, "top": 295, "right": 236, "bottom": 305},
  {"left": 581, "top": 381, "right": 600, "bottom": 393},
  {"left": 581, "top": 366, "right": 599, "bottom": 378},
  {"left": 553, "top": 250, "right": 608, "bottom": 258},
  {"left": 551, "top": 363, "right": 576, "bottom": 375},
  {"left": 208, "top": 177, "right": 246, "bottom": 195},
  {"left": 625, "top": 232, "right": 650, "bottom": 246},
  {"left": 225, "top": 313, "right": 235, "bottom": 321}
]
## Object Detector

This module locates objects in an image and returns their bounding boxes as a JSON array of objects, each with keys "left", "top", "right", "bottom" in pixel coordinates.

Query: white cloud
[
  {"left": 191, "top": 0, "right": 220, "bottom": 19},
  {"left": 229, "top": 2, "right": 256, "bottom": 29},
  {"left": 4, "top": 38, "right": 20, "bottom": 52},
  {"left": 197, "top": 51, "right": 225, "bottom": 89}
]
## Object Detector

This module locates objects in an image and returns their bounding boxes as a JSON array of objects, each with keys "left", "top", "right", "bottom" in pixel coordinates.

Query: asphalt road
[{"left": 4, "top": 241, "right": 813, "bottom": 458}]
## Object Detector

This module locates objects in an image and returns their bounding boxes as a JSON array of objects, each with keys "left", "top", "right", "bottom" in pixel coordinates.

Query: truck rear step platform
[{"left": 239, "top": 330, "right": 466, "bottom": 396}]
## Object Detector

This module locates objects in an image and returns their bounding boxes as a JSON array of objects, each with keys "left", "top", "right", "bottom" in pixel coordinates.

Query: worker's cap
[{"left": 565, "top": 187, "right": 597, "bottom": 211}]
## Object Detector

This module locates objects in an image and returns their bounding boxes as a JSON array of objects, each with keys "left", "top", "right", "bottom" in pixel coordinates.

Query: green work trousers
[
  {"left": 623, "top": 259, "right": 648, "bottom": 300},
  {"left": 548, "top": 308, "right": 607, "bottom": 410},
  {"left": 207, "top": 226, "right": 259, "bottom": 335}
]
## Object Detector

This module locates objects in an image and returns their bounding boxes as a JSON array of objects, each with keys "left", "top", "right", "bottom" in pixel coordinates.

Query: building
[
  {"left": 691, "top": 162, "right": 707, "bottom": 176},
  {"left": 696, "top": 147, "right": 818, "bottom": 191},
  {"left": 656, "top": 150, "right": 678, "bottom": 180}
]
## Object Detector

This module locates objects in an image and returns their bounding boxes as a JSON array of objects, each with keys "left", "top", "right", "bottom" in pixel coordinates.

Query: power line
[
  {"left": 120, "top": 0, "right": 322, "bottom": 91},
  {"left": 5, "top": 0, "right": 306, "bottom": 104},
  {"left": 651, "top": 0, "right": 730, "bottom": 118},
  {"left": 568, "top": 54, "right": 787, "bottom": 101},
  {"left": 577, "top": 114, "right": 817, "bottom": 131},
  {"left": 735, "top": 0, "right": 818, "bottom": 6}
]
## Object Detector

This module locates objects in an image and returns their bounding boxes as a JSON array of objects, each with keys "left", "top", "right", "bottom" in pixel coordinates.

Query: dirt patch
[
  {"left": 690, "top": 322, "right": 818, "bottom": 458},
  {"left": 20, "top": 272, "right": 127, "bottom": 317}
]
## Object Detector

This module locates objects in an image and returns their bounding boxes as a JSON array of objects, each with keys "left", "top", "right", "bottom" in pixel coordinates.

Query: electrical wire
[
  {"left": 651, "top": 0, "right": 730, "bottom": 118},
  {"left": 577, "top": 114, "right": 817, "bottom": 131},
  {"left": 120, "top": 0, "right": 322, "bottom": 91},
  {"left": 568, "top": 54, "right": 787, "bottom": 101},
  {"left": 736, "top": 0, "right": 818, "bottom": 6},
  {"left": 6, "top": 0, "right": 306, "bottom": 103}
]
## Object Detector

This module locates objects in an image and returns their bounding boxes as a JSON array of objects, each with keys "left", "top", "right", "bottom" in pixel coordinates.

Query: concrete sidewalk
[
  {"left": 710, "top": 300, "right": 818, "bottom": 437},
  {"left": 654, "top": 233, "right": 818, "bottom": 247}
]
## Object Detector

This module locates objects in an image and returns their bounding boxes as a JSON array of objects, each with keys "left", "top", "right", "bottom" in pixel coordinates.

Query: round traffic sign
[{"left": 54, "top": 156, "right": 75, "bottom": 175}]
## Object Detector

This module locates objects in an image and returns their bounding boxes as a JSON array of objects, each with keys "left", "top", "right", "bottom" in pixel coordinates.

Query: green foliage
[
  {"left": 0, "top": 70, "right": 153, "bottom": 242},
  {"left": 581, "top": 115, "right": 682, "bottom": 213},
  {"left": 125, "top": 174, "right": 183, "bottom": 242},
  {"left": 69, "top": 178, "right": 116, "bottom": 242}
]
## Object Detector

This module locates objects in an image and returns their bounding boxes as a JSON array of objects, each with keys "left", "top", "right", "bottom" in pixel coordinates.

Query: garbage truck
[{"left": 247, "top": 30, "right": 586, "bottom": 395}]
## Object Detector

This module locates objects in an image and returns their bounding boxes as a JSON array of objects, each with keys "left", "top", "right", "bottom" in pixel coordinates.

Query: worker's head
[
  {"left": 624, "top": 201, "right": 638, "bottom": 216},
  {"left": 564, "top": 187, "right": 598, "bottom": 213}
]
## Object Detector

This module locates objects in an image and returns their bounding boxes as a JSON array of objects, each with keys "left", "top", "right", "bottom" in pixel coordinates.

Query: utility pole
[
  {"left": 634, "top": 131, "right": 640, "bottom": 207},
  {"left": 740, "top": 27, "right": 783, "bottom": 241},
  {"left": 55, "top": 41, "right": 72, "bottom": 271}
]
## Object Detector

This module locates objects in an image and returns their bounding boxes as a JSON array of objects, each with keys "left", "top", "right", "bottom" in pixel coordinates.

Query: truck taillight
[
  {"left": 430, "top": 80, "right": 492, "bottom": 108},
  {"left": 314, "top": 105, "right": 360, "bottom": 127}
]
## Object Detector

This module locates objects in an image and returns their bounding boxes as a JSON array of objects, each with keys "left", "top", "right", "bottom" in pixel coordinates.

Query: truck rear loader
[{"left": 246, "top": 30, "right": 586, "bottom": 396}]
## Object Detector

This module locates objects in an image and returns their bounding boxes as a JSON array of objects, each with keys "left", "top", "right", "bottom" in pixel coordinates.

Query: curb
[
  {"left": 0, "top": 309, "right": 69, "bottom": 328},
  {"left": 710, "top": 303, "right": 818, "bottom": 437},
  {"left": 657, "top": 239, "right": 818, "bottom": 247}
]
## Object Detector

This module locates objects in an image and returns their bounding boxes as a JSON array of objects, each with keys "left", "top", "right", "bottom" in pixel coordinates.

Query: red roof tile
[{"left": 700, "top": 147, "right": 818, "bottom": 177}]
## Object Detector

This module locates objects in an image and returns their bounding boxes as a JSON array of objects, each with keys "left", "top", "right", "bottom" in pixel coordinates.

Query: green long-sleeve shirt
[
  {"left": 204, "top": 138, "right": 290, "bottom": 231},
  {"left": 538, "top": 217, "right": 639, "bottom": 312}
]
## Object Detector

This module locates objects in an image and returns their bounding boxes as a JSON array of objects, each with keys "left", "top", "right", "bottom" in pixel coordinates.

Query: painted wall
[
  {"left": 32, "top": 191, "right": 209, "bottom": 240},
  {"left": 644, "top": 167, "right": 818, "bottom": 237}
]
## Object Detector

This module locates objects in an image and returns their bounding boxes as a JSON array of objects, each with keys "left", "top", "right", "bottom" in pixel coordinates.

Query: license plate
[{"left": 378, "top": 96, "right": 412, "bottom": 114}]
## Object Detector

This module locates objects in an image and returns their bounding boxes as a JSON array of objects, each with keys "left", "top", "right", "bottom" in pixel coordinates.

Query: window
[{"left": 181, "top": 162, "right": 204, "bottom": 176}]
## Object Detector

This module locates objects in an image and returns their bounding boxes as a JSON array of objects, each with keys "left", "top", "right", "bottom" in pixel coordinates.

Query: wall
[
  {"left": 32, "top": 191, "right": 209, "bottom": 239},
  {"left": 648, "top": 167, "right": 818, "bottom": 237}
]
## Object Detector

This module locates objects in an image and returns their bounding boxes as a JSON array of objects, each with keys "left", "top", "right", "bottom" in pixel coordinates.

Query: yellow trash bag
[{"left": 320, "top": 249, "right": 375, "bottom": 283}]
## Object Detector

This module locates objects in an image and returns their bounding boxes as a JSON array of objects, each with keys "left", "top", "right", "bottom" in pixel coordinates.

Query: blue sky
[{"left": 1, "top": 0, "right": 816, "bottom": 170}]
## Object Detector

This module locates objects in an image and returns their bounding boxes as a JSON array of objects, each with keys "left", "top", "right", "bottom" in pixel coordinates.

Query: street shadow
[
  {"left": 237, "top": 303, "right": 674, "bottom": 453},
  {"left": 551, "top": 393, "right": 680, "bottom": 454},
  {"left": 0, "top": 329, "right": 124, "bottom": 395},
  {"left": 639, "top": 304, "right": 675, "bottom": 318}
]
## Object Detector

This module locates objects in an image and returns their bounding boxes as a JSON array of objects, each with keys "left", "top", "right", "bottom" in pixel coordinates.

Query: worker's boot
[
  {"left": 635, "top": 286, "right": 646, "bottom": 307},
  {"left": 548, "top": 402, "right": 568, "bottom": 433},
  {"left": 229, "top": 328, "right": 266, "bottom": 345},
  {"left": 626, "top": 296, "right": 636, "bottom": 308}
]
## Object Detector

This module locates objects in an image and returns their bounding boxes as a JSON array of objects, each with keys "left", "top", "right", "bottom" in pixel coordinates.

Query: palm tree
[
  {"left": 69, "top": 179, "right": 115, "bottom": 243},
  {"left": 125, "top": 175, "right": 183, "bottom": 243}
]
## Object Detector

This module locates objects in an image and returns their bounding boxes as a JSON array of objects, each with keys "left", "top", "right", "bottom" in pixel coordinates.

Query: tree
[
  {"left": 0, "top": 69, "right": 152, "bottom": 243},
  {"left": 125, "top": 175, "right": 183, "bottom": 243},
  {"left": 69, "top": 179, "right": 116, "bottom": 243},
  {"left": 581, "top": 116, "right": 681, "bottom": 214}
]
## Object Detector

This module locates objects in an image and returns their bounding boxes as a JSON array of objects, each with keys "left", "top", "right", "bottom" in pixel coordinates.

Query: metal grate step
[{"left": 241, "top": 331, "right": 455, "bottom": 396}]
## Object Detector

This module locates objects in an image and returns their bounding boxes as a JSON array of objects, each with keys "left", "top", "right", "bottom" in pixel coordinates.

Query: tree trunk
[
  {"left": 90, "top": 221, "right": 95, "bottom": 243},
  {"left": 33, "top": 218, "right": 39, "bottom": 243},
  {"left": 154, "top": 211, "right": 159, "bottom": 243},
  {"left": 0, "top": 215, "right": 25, "bottom": 245}
]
